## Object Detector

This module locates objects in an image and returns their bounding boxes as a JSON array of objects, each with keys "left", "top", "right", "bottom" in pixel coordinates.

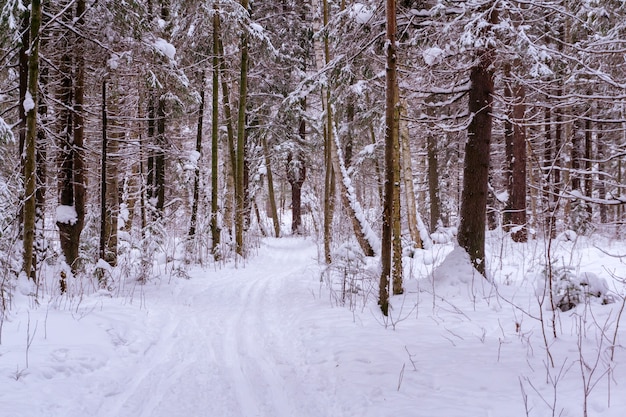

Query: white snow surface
[
  {"left": 23, "top": 91, "right": 35, "bottom": 113},
  {"left": 3, "top": 235, "right": 626, "bottom": 417},
  {"left": 55, "top": 205, "right": 78, "bottom": 225}
]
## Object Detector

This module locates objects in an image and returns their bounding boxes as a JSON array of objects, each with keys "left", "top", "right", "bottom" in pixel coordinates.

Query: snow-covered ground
[{"left": 2, "top": 234, "right": 626, "bottom": 417}]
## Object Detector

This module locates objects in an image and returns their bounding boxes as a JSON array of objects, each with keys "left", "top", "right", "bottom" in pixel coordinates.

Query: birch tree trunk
[
  {"left": 400, "top": 113, "right": 422, "bottom": 249},
  {"left": 216, "top": 11, "right": 236, "bottom": 240}
]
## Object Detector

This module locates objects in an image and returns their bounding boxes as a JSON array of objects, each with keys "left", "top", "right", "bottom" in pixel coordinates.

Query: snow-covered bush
[{"left": 542, "top": 265, "right": 612, "bottom": 312}]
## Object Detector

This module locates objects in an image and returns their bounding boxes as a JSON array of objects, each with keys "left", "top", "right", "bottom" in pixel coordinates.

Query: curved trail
[{"left": 103, "top": 237, "right": 334, "bottom": 417}]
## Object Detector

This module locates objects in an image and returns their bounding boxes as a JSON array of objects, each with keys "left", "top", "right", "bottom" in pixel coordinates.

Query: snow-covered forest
[{"left": 1, "top": 1, "right": 626, "bottom": 416}]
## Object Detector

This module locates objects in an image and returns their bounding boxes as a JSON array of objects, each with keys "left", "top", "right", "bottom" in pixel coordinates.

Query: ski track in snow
[
  {"left": 4, "top": 236, "right": 626, "bottom": 417},
  {"left": 103, "top": 238, "right": 330, "bottom": 417}
]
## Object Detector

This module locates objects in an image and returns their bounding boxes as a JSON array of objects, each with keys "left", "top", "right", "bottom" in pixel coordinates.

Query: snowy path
[
  {"left": 100, "top": 238, "right": 338, "bottom": 417},
  {"left": 4, "top": 236, "right": 626, "bottom": 417}
]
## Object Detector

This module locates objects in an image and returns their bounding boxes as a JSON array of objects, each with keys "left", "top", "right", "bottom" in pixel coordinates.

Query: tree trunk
[
  {"left": 216, "top": 11, "right": 236, "bottom": 239},
  {"left": 18, "top": 7, "right": 29, "bottom": 230},
  {"left": 155, "top": 97, "right": 166, "bottom": 213},
  {"left": 503, "top": 64, "right": 513, "bottom": 229},
  {"left": 22, "top": 0, "right": 42, "bottom": 282},
  {"left": 391, "top": 102, "right": 403, "bottom": 295},
  {"left": 100, "top": 80, "right": 108, "bottom": 264},
  {"left": 510, "top": 84, "right": 527, "bottom": 242},
  {"left": 99, "top": 80, "right": 120, "bottom": 269},
  {"left": 380, "top": 0, "right": 398, "bottom": 315},
  {"left": 329, "top": 122, "right": 377, "bottom": 257},
  {"left": 57, "top": 0, "right": 86, "bottom": 279},
  {"left": 427, "top": 132, "right": 441, "bottom": 232},
  {"left": 147, "top": 92, "right": 156, "bottom": 210},
  {"left": 457, "top": 7, "right": 496, "bottom": 276},
  {"left": 289, "top": 117, "right": 307, "bottom": 234},
  {"left": 189, "top": 74, "right": 205, "bottom": 238},
  {"left": 262, "top": 134, "right": 280, "bottom": 237},
  {"left": 287, "top": 149, "right": 306, "bottom": 235},
  {"left": 400, "top": 112, "right": 422, "bottom": 248},
  {"left": 211, "top": 9, "right": 221, "bottom": 258},
  {"left": 322, "top": 0, "right": 334, "bottom": 264},
  {"left": 235, "top": 0, "right": 250, "bottom": 257}
]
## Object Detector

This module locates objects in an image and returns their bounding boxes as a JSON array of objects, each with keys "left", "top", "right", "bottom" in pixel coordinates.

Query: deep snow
[{"left": 2, "top": 233, "right": 626, "bottom": 417}]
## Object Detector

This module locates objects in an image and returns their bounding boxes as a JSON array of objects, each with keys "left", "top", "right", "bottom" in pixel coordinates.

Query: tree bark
[
  {"left": 380, "top": 0, "right": 398, "bottom": 315},
  {"left": 57, "top": 0, "right": 86, "bottom": 279},
  {"left": 18, "top": 7, "right": 30, "bottom": 230},
  {"left": 427, "top": 132, "right": 441, "bottom": 233},
  {"left": 22, "top": 0, "right": 42, "bottom": 282},
  {"left": 100, "top": 80, "right": 108, "bottom": 264},
  {"left": 262, "top": 134, "right": 280, "bottom": 237},
  {"left": 392, "top": 102, "right": 403, "bottom": 295},
  {"left": 400, "top": 112, "right": 422, "bottom": 248},
  {"left": 322, "top": 0, "right": 334, "bottom": 264},
  {"left": 216, "top": 11, "right": 236, "bottom": 239},
  {"left": 288, "top": 117, "right": 307, "bottom": 234},
  {"left": 235, "top": 0, "right": 250, "bottom": 257},
  {"left": 155, "top": 97, "right": 166, "bottom": 213},
  {"left": 211, "top": 9, "right": 221, "bottom": 258},
  {"left": 189, "top": 74, "right": 205, "bottom": 238},
  {"left": 457, "top": 7, "right": 497, "bottom": 276},
  {"left": 510, "top": 83, "right": 527, "bottom": 242}
]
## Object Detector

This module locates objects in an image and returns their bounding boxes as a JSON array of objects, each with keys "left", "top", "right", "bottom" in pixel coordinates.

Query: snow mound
[{"left": 432, "top": 246, "right": 475, "bottom": 286}]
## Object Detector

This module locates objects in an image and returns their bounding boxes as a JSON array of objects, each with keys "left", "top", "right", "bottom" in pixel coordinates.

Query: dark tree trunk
[
  {"left": 287, "top": 134, "right": 306, "bottom": 234},
  {"left": 503, "top": 65, "right": 514, "bottom": 229},
  {"left": 262, "top": 133, "right": 280, "bottom": 237},
  {"left": 345, "top": 97, "right": 354, "bottom": 168},
  {"left": 457, "top": 29, "right": 496, "bottom": 276},
  {"left": 155, "top": 97, "right": 166, "bottom": 213},
  {"left": 57, "top": 0, "right": 87, "bottom": 280},
  {"left": 380, "top": 0, "right": 398, "bottom": 315},
  {"left": 510, "top": 84, "right": 527, "bottom": 242},
  {"left": 18, "top": 7, "right": 30, "bottom": 239},
  {"left": 189, "top": 74, "right": 205, "bottom": 238},
  {"left": 147, "top": 93, "right": 156, "bottom": 207},
  {"left": 22, "top": 0, "right": 42, "bottom": 282},
  {"left": 235, "top": 0, "right": 250, "bottom": 256},
  {"left": 100, "top": 80, "right": 108, "bottom": 264},
  {"left": 211, "top": 9, "right": 221, "bottom": 257},
  {"left": 427, "top": 133, "right": 441, "bottom": 232}
]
